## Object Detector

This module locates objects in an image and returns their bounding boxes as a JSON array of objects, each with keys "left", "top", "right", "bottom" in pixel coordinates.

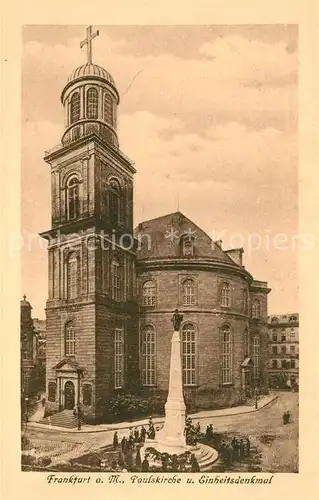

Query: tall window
[
  {"left": 221, "top": 324, "right": 232, "bottom": 384},
  {"left": 221, "top": 282, "right": 231, "bottom": 307},
  {"left": 182, "top": 279, "right": 196, "bottom": 305},
  {"left": 182, "top": 238, "right": 194, "bottom": 256},
  {"left": 243, "top": 289, "right": 248, "bottom": 314},
  {"left": 48, "top": 382, "right": 57, "bottom": 402},
  {"left": 252, "top": 299, "right": 261, "bottom": 318},
  {"left": 67, "top": 252, "right": 78, "bottom": 299},
  {"left": 114, "top": 328, "right": 124, "bottom": 389},
  {"left": 111, "top": 260, "right": 121, "bottom": 301},
  {"left": 142, "top": 325, "right": 156, "bottom": 386},
  {"left": 289, "top": 329, "right": 295, "bottom": 341},
  {"left": 66, "top": 176, "right": 80, "bottom": 220},
  {"left": 244, "top": 327, "right": 249, "bottom": 356},
  {"left": 70, "top": 92, "right": 80, "bottom": 124},
  {"left": 272, "top": 359, "right": 278, "bottom": 369},
  {"left": 109, "top": 178, "right": 121, "bottom": 226},
  {"left": 104, "top": 92, "right": 113, "bottom": 124},
  {"left": 182, "top": 323, "right": 196, "bottom": 385},
  {"left": 65, "top": 322, "right": 75, "bottom": 356},
  {"left": 272, "top": 346, "right": 278, "bottom": 354},
  {"left": 252, "top": 336, "right": 260, "bottom": 379},
  {"left": 291, "top": 359, "right": 296, "bottom": 369},
  {"left": 86, "top": 88, "right": 98, "bottom": 119},
  {"left": 143, "top": 280, "right": 156, "bottom": 306}
]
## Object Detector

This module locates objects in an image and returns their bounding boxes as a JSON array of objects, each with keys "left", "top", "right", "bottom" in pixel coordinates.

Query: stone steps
[{"left": 40, "top": 410, "right": 78, "bottom": 429}]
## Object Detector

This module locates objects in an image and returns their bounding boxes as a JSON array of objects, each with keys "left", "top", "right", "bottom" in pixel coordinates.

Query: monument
[{"left": 141, "top": 310, "right": 218, "bottom": 471}]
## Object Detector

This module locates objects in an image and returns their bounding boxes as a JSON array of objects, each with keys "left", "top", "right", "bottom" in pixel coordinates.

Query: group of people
[
  {"left": 219, "top": 437, "right": 251, "bottom": 466},
  {"left": 282, "top": 411, "right": 291, "bottom": 425}
]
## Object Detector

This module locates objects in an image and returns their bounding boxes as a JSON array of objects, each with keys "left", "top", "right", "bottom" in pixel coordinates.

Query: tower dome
[{"left": 60, "top": 26, "right": 119, "bottom": 149}]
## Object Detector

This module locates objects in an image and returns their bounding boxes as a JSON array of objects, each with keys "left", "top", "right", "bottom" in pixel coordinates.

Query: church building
[{"left": 40, "top": 27, "right": 271, "bottom": 421}]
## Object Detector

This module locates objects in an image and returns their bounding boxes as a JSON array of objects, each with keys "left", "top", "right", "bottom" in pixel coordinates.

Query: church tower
[{"left": 41, "top": 27, "right": 138, "bottom": 420}]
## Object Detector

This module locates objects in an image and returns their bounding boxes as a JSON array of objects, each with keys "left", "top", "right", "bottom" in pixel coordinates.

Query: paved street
[{"left": 24, "top": 391, "right": 298, "bottom": 472}]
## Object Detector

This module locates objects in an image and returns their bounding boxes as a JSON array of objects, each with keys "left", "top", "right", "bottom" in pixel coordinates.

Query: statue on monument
[{"left": 171, "top": 309, "right": 183, "bottom": 331}]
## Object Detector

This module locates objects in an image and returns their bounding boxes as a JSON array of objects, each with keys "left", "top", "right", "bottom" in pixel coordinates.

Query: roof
[
  {"left": 66, "top": 63, "right": 116, "bottom": 87},
  {"left": 20, "top": 294, "right": 32, "bottom": 308},
  {"left": 135, "top": 211, "right": 240, "bottom": 265}
]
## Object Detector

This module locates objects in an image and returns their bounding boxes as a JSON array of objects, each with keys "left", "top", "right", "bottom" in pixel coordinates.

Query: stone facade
[
  {"left": 268, "top": 313, "right": 299, "bottom": 388},
  {"left": 41, "top": 51, "right": 271, "bottom": 421}
]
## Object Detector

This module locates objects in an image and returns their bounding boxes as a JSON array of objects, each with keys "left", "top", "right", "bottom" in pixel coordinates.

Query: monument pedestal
[{"left": 141, "top": 329, "right": 218, "bottom": 470}]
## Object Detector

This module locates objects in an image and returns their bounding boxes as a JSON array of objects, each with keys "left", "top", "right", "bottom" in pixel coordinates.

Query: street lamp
[
  {"left": 254, "top": 384, "right": 259, "bottom": 409},
  {"left": 25, "top": 397, "right": 29, "bottom": 423}
]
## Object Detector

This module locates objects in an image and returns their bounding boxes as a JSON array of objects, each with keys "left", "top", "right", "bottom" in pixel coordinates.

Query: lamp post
[
  {"left": 254, "top": 384, "right": 259, "bottom": 410},
  {"left": 25, "top": 397, "right": 29, "bottom": 423}
]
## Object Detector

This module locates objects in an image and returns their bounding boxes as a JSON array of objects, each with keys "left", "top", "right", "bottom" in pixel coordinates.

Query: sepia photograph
[{"left": 20, "top": 24, "right": 298, "bottom": 475}]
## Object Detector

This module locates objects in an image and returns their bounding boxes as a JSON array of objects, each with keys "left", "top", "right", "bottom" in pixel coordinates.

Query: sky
[{"left": 21, "top": 25, "right": 298, "bottom": 318}]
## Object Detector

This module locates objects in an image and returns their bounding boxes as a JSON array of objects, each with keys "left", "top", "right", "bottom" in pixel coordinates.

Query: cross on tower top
[{"left": 80, "top": 25, "right": 100, "bottom": 64}]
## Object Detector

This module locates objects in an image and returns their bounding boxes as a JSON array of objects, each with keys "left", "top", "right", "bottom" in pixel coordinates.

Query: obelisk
[{"left": 155, "top": 309, "right": 187, "bottom": 453}]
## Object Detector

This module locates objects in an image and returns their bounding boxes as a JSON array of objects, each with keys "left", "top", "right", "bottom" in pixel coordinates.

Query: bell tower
[{"left": 41, "top": 26, "right": 138, "bottom": 421}]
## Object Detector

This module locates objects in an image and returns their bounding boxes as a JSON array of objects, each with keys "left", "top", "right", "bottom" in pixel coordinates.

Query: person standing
[
  {"left": 113, "top": 431, "right": 119, "bottom": 450},
  {"left": 141, "top": 456, "right": 150, "bottom": 472},
  {"left": 140, "top": 425, "right": 146, "bottom": 442}
]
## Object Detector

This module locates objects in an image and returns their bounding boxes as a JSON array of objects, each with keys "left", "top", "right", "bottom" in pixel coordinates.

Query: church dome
[
  {"left": 66, "top": 63, "right": 116, "bottom": 87},
  {"left": 21, "top": 295, "right": 32, "bottom": 308}
]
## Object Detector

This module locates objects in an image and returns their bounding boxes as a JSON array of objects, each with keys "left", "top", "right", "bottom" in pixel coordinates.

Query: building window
[
  {"left": 244, "top": 327, "right": 249, "bottom": 356},
  {"left": 114, "top": 328, "right": 124, "bottom": 389},
  {"left": 272, "top": 334, "right": 277, "bottom": 342},
  {"left": 142, "top": 325, "right": 156, "bottom": 386},
  {"left": 82, "top": 384, "right": 92, "bottom": 406},
  {"left": 142, "top": 280, "right": 156, "bottom": 306},
  {"left": 182, "top": 323, "right": 196, "bottom": 385},
  {"left": 104, "top": 92, "right": 113, "bottom": 124},
  {"left": 252, "top": 299, "right": 261, "bottom": 318},
  {"left": 221, "top": 324, "right": 232, "bottom": 384},
  {"left": 272, "top": 346, "right": 278, "bottom": 355},
  {"left": 66, "top": 176, "right": 80, "bottom": 220},
  {"left": 252, "top": 336, "right": 260, "bottom": 379},
  {"left": 289, "top": 329, "right": 295, "bottom": 341},
  {"left": 221, "top": 282, "right": 231, "bottom": 307},
  {"left": 86, "top": 88, "right": 98, "bottom": 119},
  {"left": 182, "top": 238, "right": 194, "bottom": 257},
  {"left": 70, "top": 92, "right": 80, "bottom": 124},
  {"left": 23, "top": 351, "right": 28, "bottom": 360},
  {"left": 65, "top": 322, "right": 75, "bottom": 356},
  {"left": 243, "top": 289, "right": 249, "bottom": 314},
  {"left": 111, "top": 260, "right": 121, "bottom": 302},
  {"left": 109, "top": 178, "right": 121, "bottom": 226},
  {"left": 48, "top": 382, "right": 57, "bottom": 402},
  {"left": 291, "top": 359, "right": 296, "bottom": 369},
  {"left": 182, "top": 279, "right": 196, "bottom": 306},
  {"left": 281, "top": 345, "right": 286, "bottom": 354},
  {"left": 67, "top": 252, "right": 78, "bottom": 300},
  {"left": 272, "top": 359, "right": 278, "bottom": 369},
  {"left": 281, "top": 333, "right": 286, "bottom": 342},
  {"left": 290, "top": 345, "right": 296, "bottom": 354}
]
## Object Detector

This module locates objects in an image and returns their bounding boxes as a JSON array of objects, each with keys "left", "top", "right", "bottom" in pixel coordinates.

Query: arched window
[
  {"left": 243, "top": 289, "right": 249, "bottom": 314},
  {"left": 252, "top": 336, "right": 260, "bottom": 379},
  {"left": 114, "top": 327, "right": 124, "bottom": 389},
  {"left": 252, "top": 299, "right": 261, "bottom": 319},
  {"left": 182, "top": 323, "right": 196, "bottom": 385},
  {"left": 109, "top": 178, "right": 121, "bottom": 227},
  {"left": 182, "top": 279, "right": 196, "bottom": 306},
  {"left": 142, "top": 325, "right": 156, "bottom": 386},
  {"left": 244, "top": 327, "right": 250, "bottom": 357},
  {"left": 143, "top": 280, "right": 156, "bottom": 306},
  {"left": 86, "top": 88, "right": 98, "bottom": 119},
  {"left": 221, "top": 324, "right": 232, "bottom": 384},
  {"left": 104, "top": 92, "right": 113, "bottom": 124},
  {"left": 67, "top": 252, "right": 78, "bottom": 299},
  {"left": 182, "top": 237, "right": 194, "bottom": 256},
  {"left": 70, "top": 92, "right": 80, "bottom": 124},
  {"left": 65, "top": 322, "right": 75, "bottom": 356},
  {"left": 221, "top": 282, "right": 231, "bottom": 307},
  {"left": 66, "top": 176, "right": 80, "bottom": 220},
  {"left": 111, "top": 259, "right": 121, "bottom": 302}
]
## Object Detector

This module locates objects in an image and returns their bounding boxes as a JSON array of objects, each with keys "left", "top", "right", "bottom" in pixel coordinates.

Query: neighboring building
[
  {"left": 33, "top": 318, "right": 46, "bottom": 392},
  {"left": 20, "top": 296, "right": 38, "bottom": 397},
  {"left": 40, "top": 27, "right": 271, "bottom": 421},
  {"left": 268, "top": 313, "right": 299, "bottom": 388}
]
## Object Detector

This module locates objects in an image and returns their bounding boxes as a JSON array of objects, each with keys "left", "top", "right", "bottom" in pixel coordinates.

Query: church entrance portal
[{"left": 64, "top": 381, "right": 75, "bottom": 409}]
